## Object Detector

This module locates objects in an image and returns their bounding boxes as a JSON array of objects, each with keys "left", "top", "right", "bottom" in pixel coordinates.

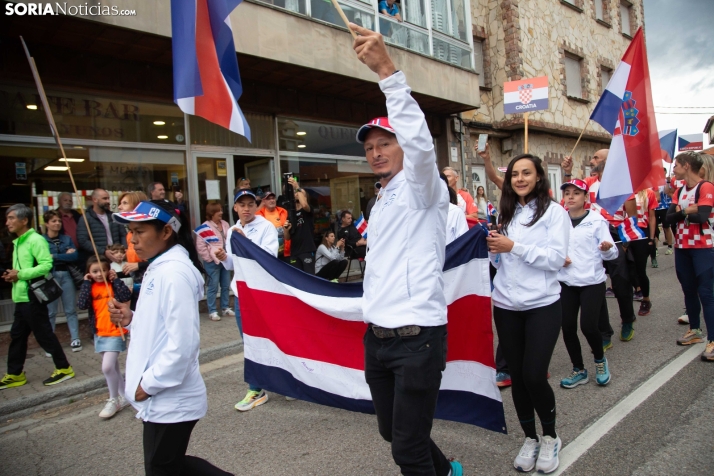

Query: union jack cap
[
  {"left": 560, "top": 178, "right": 589, "bottom": 193},
  {"left": 356, "top": 117, "right": 396, "bottom": 143},
  {"left": 113, "top": 201, "right": 181, "bottom": 232}
]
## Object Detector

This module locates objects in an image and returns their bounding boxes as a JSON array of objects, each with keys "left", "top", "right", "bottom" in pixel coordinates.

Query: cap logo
[{"left": 148, "top": 207, "right": 161, "bottom": 218}]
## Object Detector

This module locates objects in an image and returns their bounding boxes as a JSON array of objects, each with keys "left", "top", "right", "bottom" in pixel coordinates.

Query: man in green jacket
[{"left": 1, "top": 204, "right": 74, "bottom": 389}]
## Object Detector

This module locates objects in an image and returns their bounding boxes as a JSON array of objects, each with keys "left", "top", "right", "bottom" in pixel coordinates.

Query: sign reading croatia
[{"left": 504, "top": 76, "right": 549, "bottom": 114}]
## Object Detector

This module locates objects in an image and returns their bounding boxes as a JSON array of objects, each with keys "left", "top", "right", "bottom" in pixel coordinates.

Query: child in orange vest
[{"left": 77, "top": 256, "right": 131, "bottom": 419}]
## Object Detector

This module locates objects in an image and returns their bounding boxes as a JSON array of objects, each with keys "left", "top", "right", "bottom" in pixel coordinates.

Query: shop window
[
  {"left": 278, "top": 118, "right": 365, "bottom": 157},
  {"left": 190, "top": 112, "right": 274, "bottom": 149}
]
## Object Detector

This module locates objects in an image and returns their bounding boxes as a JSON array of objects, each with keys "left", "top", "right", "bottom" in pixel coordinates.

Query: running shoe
[
  {"left": 665, "top": 247, "right": 673, "bottom": 255},
  {"left": 560, "top": 368, "right": 588, "bottom": 389},
  {"left": 70, "top": 339, "right": 82, "bottom": 352},
  {"left": 496, "top": 372, "right": 512, "bottom": 388},
  {"left": 633, "top": 291, "right": 643, "bottom": 301},
  {"left": 605, "top": 287, "right": 615, "bottom": 298},
  {"left": 651, "top": 258, "right": 658, "bottom": 268},
  {"left": 99, "top": 397, "right": 122, "bottom": 419},
  {"left": 42, "top": 367, "right": 75, "bottom": 386},
  {"left": 620, "top": 323, "right": 634, "bottom": 342},
  {"left": 222, "top": 308, "right": 235, "bottom": 317},
  {"left": 117, "top": 394, "right": 131, "bottom": 410},
  {"left": 701, "top": 341, "right": 714, "bottom": 362},
  {"left": 514, "top": 436, "right": 540, "bottom": 472},
  {"left": 285, "top": 396, "right": 297, "bottom": 401},
  {"left": 638, "top": 300, "right": 652, "bottom": 316},
  {"left": 603, "top": 340, "right": 613, "bottom": 352},
  {"left": 449, "top": 460, "right": 463, "bottom": 476},
  {"left": 535, "top": 435, "right": 561, "bottom": 474},
  {"left": 0, "top": 372, "right": 27, "bottom": 390},
  {"left": 209, "top": 312, "right": 221, "bottom": 321},
  {"left": 234, "top": 389, "right": 269, "bottom": 412},
  {"left": 678, "top": 314, "right": 689, "bottom": 325},
  {"left": 677, "top": 328, "right": 704, "bottom": 346},
  {"left": 594, "top": 358, "right": 611, "bottom": 386}
]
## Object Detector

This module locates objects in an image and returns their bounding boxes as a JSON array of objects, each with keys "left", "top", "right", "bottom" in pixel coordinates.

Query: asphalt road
[{"left": 0, "top": 249, "right": 712, "bottom": 476}]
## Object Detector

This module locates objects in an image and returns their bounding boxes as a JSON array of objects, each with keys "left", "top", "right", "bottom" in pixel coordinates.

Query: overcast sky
[{"left": 645, "top": 0, "right": 713, "bottom": 148}]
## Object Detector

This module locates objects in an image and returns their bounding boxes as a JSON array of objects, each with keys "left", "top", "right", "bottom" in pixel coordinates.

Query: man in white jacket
[{"left": 349, "top": 23, "right": 461, "bottom": 476}]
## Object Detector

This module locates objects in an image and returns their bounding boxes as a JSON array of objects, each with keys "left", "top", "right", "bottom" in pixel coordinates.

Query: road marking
[{"left": 552, "top": 343, "right": 704, "bottom": 475}]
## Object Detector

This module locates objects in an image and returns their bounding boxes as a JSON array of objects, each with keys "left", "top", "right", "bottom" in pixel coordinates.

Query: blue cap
[
  {"left": 234, "top": 189, "right": 257, "bottom": 203},
  {"left": 113, "top": 201, "right": 181, "bottom": 232}
]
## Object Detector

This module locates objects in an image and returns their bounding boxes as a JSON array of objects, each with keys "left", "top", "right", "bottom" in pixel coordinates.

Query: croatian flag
[
  {"left": 171, "top": 0, "right": 251, "bottom": 140},
  {"left": 194, "top": 223, "right": 220, "bottom": 244},
  {"left": 617, "top": 217, "right": 647, "bottom": 242},
  {"left": 355, "top": 213, "right": 368, "bottom": 238},
  {"left": 678, "top": 133, "right": 704, "bottom": 152},
  {"left": 591, "top": 28, "right": 664, "bottom": 214},
  {"left": 659, "top": 129, "right": 677, "bottom": 163},
  {"left": 230, "top": 226, "right": 506, "bottom": 434}
]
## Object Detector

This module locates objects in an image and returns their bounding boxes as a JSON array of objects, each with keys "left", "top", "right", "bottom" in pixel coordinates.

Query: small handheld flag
[
  {"left": 487, "top": 201, "right": 497, "bottom": 216},
  {"left": 355, "top": 213, "right": 368, "bottom": 239},
  {"left": 617, "top": 217, "right": 647, "bottom": 243},
  {"left": 194, "top": 223, "right": 221, "bottom": 244}
]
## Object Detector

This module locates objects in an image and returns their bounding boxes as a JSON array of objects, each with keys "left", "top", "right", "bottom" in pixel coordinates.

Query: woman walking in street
[
  {"left": 557, "top": 179, "right": 618, "bottom": 390},
  {"left": 486, "top": 154, "right": 569, "bottom": 474}
]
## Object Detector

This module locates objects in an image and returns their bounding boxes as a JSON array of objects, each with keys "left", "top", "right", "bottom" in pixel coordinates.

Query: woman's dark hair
[
  {"left": 86, "top": 255, "right": 110, "bottom": 273},
  {"left": 439, "top": 173, "right": 459, "bottom": 206},
  {"left": 675, "top": 151, "right": 703, "bottom": 173},
  {"left": 43, "top": 209, "right": 62, "bottom": 224},
  {"left": 499, "top": 154, "right": 553, "bottom": 234},
  {"left": 321, "top": 230, "right": 335, "bottom": 247},
  {"left": 146, "top": 200, "right": 205, "bottom": 276}
]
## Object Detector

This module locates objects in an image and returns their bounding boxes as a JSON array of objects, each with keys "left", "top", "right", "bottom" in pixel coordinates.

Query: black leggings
[
  {"left": 628, "top": 240, "right": 651, "bottom": 298},
  {"left": 316, "top": 259, "right": 348, "bottom": 281},
  {"left": 560, "top": 282, "right": 605, "bottom": 369},
  {"left": 494, "top": 300, "right": 561, "bottom": 439}
]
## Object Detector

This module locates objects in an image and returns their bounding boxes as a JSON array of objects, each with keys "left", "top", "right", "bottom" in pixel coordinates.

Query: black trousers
[
  {"left": 143, "top": 420, "right": 233, "bottom": 476},
  {"left": 494, "top": 301, "right": 561, "bottom": 436},
  {"left": 629, "top": 240, "right": 652, "bottom": 297},
  {"left": 8, "top": 300, "right": 70, "bottom": 375},
  {"left": 602, "top": 240, "right": 636, "bottom": 340},
  {"left": 316, "top": 259, "right": 348, "bottom": 281},
  {"left": 288, "top": 252, "right": 315, "bottom": 275},
  {"left": 495, "top": 344, "right": 509, "bottom": 373},
  {"left": 364, "top": 325, "right": 451, "bottom": 476},
  {"left": 560, "top": 282, "right": 605, "bottom": 370}
]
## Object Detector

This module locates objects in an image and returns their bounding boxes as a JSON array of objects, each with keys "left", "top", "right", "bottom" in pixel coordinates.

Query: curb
[{"left": 0, "top": 340, "right": 243, "bottom": 421}]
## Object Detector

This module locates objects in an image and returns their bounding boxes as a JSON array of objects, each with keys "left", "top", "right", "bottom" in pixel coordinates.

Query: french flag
[
  {"left": 617, "top": 217, "right": 647, "bottom": 242},
  {"left": 355, "top": 213, "right": 368, "bottom": 238},
  {"left": 171, "top": 0, "right": 251, "bottom": 140},
  {"left": 194, "top": 223, "right": 220, "bottom": 244},
  {"left": 659, "top": 129, "right": 677, "bottom": 163},
  {"left": 591, "top": 28, "right": 664, "bottom": 215},
  {"left": 230, "top": 226, "right": 507, "bottom": 434}
]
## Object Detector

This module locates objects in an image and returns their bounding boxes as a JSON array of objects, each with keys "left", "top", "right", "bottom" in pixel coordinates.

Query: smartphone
[{"left": 477, "top": 134, "right": 488, "bottom": 152}]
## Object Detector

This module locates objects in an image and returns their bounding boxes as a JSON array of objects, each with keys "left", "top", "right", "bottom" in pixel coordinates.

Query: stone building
[{"left": 450, "top": 0, "right": 645, "bottom": 204}]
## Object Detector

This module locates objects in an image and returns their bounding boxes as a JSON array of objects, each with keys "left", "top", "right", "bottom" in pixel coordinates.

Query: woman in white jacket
[
  {"left": 109, "top": 200, "right": 232, "bottom": 476},
  {"left": 486, "top": 154, "right": 569, "bottom": 475},
  {"left": 558, "top": 180, "right": 618, "bottom": 390}
]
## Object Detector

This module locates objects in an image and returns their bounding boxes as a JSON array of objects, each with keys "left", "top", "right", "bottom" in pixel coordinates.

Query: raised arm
[{"left": 478, "top": 143, "right": 504, "bottom": 191}]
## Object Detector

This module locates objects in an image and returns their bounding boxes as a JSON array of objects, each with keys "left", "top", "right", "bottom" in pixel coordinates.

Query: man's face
[
  {"left": 151, "top": 184, "right": 166, "bottom": 200},
  {"left": 264, "top": 195, "right": 277, "bottom": 211},
  {"left": 128, "top": 222, "right": 171, "bottom": 260},
  {"left": 234, "top": 197, "right": 257, "bottom": 222},
  {"left": 93, "top": 190, "right": 111, "bottom": 212},
  {"left": 59, "top": 194, "right": 73, "bottom": 210},
  {"left": 364, "top": 128, "right": 404, "bottom": 181},
  {"left": 443, "top": 170, "right": 458, "bottom": 189},
  {"left": 6, "top": 211, "right": 28, "bottom": 234},
  {"left": 590, "top": 149, "right": 608, "bottom": 167},
  {"left": 341, "top": 213, "right": 353, "bottom": 227}
]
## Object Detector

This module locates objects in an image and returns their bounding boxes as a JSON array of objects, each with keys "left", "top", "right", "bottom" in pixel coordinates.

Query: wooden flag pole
[
  {"left": 524, "top": 112, "right": 529, "bottom": 153},
  {"left": 20, "top": 37, "right": 125, "bottom": 341},
  {"left": 330, "top": 0, "right": 358, "bottom": 39},
  {"left": 567, "top": 119, "right": 591, "bottom": 159}
]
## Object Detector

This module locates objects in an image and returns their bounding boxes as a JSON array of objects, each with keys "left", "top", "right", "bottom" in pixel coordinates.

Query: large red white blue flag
[
  {"left": 591, "top": 28, "right": 664, "bottom": 214},
  {"left": 230, "top": 226, "right": 507, "bottom": 434},
  {"left": 171, "top": 0, "right": 251, "bottom": 140}
]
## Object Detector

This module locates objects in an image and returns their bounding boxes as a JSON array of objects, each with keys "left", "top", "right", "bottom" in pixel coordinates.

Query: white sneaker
[
  {"left": 70, "top": 339, "right": 82, "bottom": 352},
  {"left": 99, "top": 398, "right": 120, "bottom": 419},
  {"left": 209, "top": 312, "right": 221, "bottom": 321},
  {"left": 222, "top": 308, "right": 235, "bottom": 317},
  {"left": 678, "top": 314, "right": 689, "bottom": 325},
  {"left": 117, "top": 395, "right": 131, "bottom": 410},
  {"left": 514, "top": 436, "right": 540, "bottom": 472},
  {"left": 535, "top": 435, "right": 561, "bottom": 474}
]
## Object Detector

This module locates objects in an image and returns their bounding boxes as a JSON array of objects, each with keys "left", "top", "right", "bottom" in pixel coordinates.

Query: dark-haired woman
[
  {"left": 486, "top": 155, "right": 569, "bottom": 474},
  {"left": 109, "top": 200, "right": 232, "bottom": 475},
  {"left": 315, "top": 231, "right": 348, "bottom": 281}
]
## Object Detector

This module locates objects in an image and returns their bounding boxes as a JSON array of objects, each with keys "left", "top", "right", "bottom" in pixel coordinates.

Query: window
[
  {"left": 564, "top": 54, "right": 583, "bottom": 98},
  {"left": 620, "top": 2, "right": 632, "bottom": 36},
  {"left": 473, "top": 39, "right": 485, "bottom": 87},
  {"left": 595, "top": 0, "right": 603, "bottom": 20},
  {"left": 548, "top": 165, "right": 563, "bottom": 201},
  {"left": 600, "top": 67, "right": 612, "bottom": 94}
]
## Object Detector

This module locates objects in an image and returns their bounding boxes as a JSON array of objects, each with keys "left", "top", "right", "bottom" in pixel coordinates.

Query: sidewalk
[{"left": 0, "top": 311, "right": 243, "bottom": 419}]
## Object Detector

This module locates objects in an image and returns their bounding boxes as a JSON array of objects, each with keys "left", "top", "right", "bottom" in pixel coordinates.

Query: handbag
[{"left": 17, "top": 248, "right": 63, "bottom": 304}]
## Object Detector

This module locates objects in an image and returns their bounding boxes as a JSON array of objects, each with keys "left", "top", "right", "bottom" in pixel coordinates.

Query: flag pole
[
  {"left": 20, "top": 37, "right": 125, "bottom": 340},
  {"left": 330, "top": 0, "right": 358, "bottom": 39},
  {"left": 524, "top": 112, "right": 529, "bottom": 153},
  {"left": 567, "top": 119, "right": 591, "bottom": 159}
]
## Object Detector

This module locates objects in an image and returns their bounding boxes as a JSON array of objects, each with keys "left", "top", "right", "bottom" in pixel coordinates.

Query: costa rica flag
[
  {"left": 617, "top": 217, "right": 647, "bottom": 242},
  {"left": 355, "top": 213, "right": 368, "bottom": 238},
  {"left": 487, "top": 201, "right": 497, "bottom": 216},
  {"left": 194, "top": 223, "right": 221, "bottom": 244},
  {"left": 171, "top": 0, "right": 251, "bottom": 140}
]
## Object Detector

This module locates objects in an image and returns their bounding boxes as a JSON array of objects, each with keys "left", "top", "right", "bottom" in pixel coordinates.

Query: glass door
[{"left": 192, "top": 153, "right": 234, "bottom": 227}]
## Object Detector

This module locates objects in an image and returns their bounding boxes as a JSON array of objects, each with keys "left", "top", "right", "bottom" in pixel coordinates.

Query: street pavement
[{"left": 0, "top": 247, "right": 712, "bottom": 475}]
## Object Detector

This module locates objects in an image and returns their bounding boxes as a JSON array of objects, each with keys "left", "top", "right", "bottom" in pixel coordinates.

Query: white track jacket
[
  {"left": 558, "top": 210, "right": 618, "bottom": 287},
  {"left": 125, "top": 245, "right": 207, "bottom": 423}
]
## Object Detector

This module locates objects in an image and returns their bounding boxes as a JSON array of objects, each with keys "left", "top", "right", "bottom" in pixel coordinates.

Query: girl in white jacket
[
  {"left": 109, "top": 200, "right": 232, "bottom": 476},
  {"left": 558, "top": 180, "right": 618, "bottom": 390}
]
